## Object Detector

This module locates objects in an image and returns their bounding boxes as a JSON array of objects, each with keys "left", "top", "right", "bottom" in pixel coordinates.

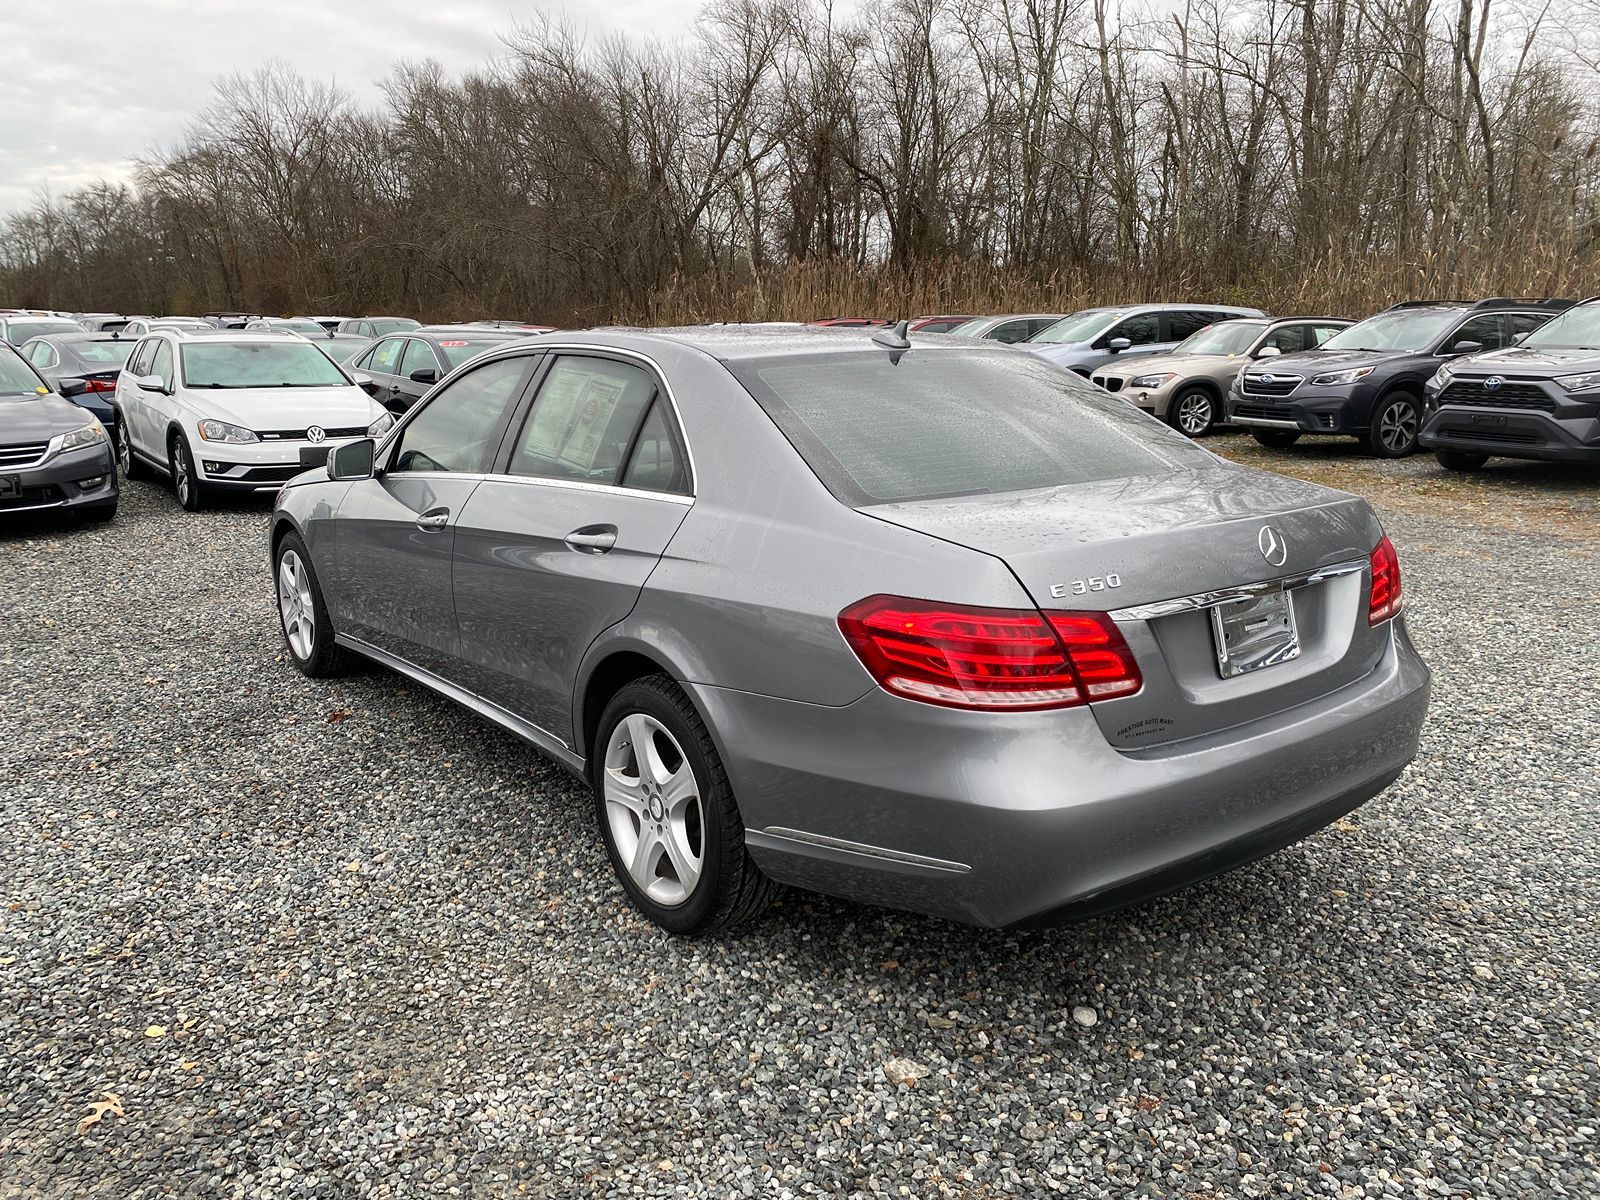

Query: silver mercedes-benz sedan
[{"left": 268, "top": 325, "right": 1430, "bottom": 934}]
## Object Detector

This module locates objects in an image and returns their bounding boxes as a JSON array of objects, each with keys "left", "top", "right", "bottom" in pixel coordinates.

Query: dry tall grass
[{"left": 629, "top": 241, "right": 1600, "bottom": 327}]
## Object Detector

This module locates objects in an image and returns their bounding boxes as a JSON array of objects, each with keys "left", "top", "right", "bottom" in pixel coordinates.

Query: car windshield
[
  {"left": 0, "top": 348, "right": 45, "bottom": 397},
  {"left": 1029, "top": 309, "right": 1126, "bottom": 344},
  {"left": 437, "top": 338, "right": 514, "bottom": 368},
  {"left": 1520, "top": 305, "right": 1600, "bottom": 349},
  {"left": 74, "top": 341, "right": 138, "bottom": 364},
  {"left": 180, "top": 341, "right": 351, "bottom": 388},
  {"left": 730, "top": 349, "right": 1210, "bottom": 505},
  {"left": 947, "top": 319, "right": 989, "bottom": 336},
  {"left": 7, "top": 320, "right": 81, "bottom": 342},
  {"left": 1175, "top": 321, "right": 1266, "bottom": 356},
  {"left": 268, "top": 319, "right": 327, "bottom": 334},
  {"left": 1320, "top": 309, "right": 1460, "bottom": 353},
  {"left": 369, "top": 318, "right": 420, "bottom": 336}
]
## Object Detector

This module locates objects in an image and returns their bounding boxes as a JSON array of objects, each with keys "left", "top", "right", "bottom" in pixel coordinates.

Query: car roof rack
[
  {"left": 1384, "top": 299, "right": 1470, "bottom": 310},
  {"left": 1465, "top": 296, "right": 1576, "bottom": 311}
]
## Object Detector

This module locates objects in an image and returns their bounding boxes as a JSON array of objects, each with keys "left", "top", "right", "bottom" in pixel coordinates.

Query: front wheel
[
  {"left": 594, "top": 676, "right": 776, "bottom": 935},
  {"left": 1435, "top": 449, "right": 1489, "bottom": 472},
  {"left": 1250, "top": 428, "right": 1302, "bottom": 449},
  {"left": 274, "top": 532, "right": 349, "bottom": 677},
  {"left": 1168, "top": 387, "right": 1217, "bottom": 437},
  {"left": 169, "top": 432, "right": 205, "bottom": 511},
  {"left": 1366, "top": 394, "right": 1421, "bottom": 458}
]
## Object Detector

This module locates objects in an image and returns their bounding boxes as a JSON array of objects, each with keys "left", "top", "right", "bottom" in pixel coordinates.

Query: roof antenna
[{"left": 872, "top": 319, "right": 911, "bottom": 351}]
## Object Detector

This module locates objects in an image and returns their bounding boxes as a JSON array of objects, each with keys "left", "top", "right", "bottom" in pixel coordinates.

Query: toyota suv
[
  {"left": 1419, "top": 296, "right": 1600, "bottom": 470},
  {"left": 1024, "top": 303, "right": 1266, "bottom": 376},
  {"left": 1226, "top": 298, "right": 1572, "bottom": 457},
  {"left": 115, "top": 329, "right": 394, "bottom": 511}
]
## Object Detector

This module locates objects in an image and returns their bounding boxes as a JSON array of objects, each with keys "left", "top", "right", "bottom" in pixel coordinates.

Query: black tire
[
  {"left": 1435, "top": 450, "right": 1489, "bottom": 472},
  {"left": 1365, "top": 392, "right": 1422, "bottom": 458},
  {"left": 1250, "top": 429, "right": 1302, "bottom": 449},
  {"left": 114, "top": 416, "right": 149, "bottom": 481},
  {"left": 1167, "top": 386, "right": 1217, "bottom": 437},
  {"left": 168, "top": 430, "right": 206, "bottom": 511},
  {"left": 273, "top": 531, "right": 350, "bottom": 677},
  {"left": 592, "top": 675, "right": 776, "bottom": 935}
]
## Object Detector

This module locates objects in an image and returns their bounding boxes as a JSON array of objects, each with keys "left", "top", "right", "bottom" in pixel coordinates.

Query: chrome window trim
[
  {"left": 1110, "top": 558, "right": 1367, "bottom": 622},
  {"left": 379, "top": 340, "right": 700, "bottom": 499},
  {"left": 472, "top": 472, "right": 693, "bottom": 506}
]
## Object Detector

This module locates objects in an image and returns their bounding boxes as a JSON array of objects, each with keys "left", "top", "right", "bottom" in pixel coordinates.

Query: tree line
[{"left": 1, "top": 0, "right": 1593, "bottom": 325}]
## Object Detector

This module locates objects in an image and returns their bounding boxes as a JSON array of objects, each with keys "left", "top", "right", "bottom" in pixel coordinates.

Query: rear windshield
[
  {"left": 76, "top": 341, "right": 138, "bottom": 364},
  {"left": 6, "top": 320, "right": 81, "bottom": 342},
  {"left": 180, "top": 341, "right": 350, "bottom": 389},
  {"left": 370, "top": 318, "right": 420, "bottom": 336},
  {"left": 729, "top": 350, "right": 1209, "bottom": 505},
  {"left": 438, "top": 338, "right": 513, "bottom": 368}
]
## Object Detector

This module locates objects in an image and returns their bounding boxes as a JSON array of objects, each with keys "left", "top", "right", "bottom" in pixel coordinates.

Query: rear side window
[
  {"left": 731, "top": 351, "right": 1210, "bottom": 505},
  {"left": 989, "top": 319, "right": 1033, "bottom": 344},
  {"left": 398, "top": 339, "right": 437, "bottom": 379},
  {"left": 507, "top": 356, "right": 657, "bottom": 484},
  {"left": 1165, "top": 311, "right": 1213, "bottom": 341},
  {"left": 391, "top": 357, "right": 529, "bottom": 474},
  {"left": 620, "top": 403, "right": 688, "bottom": 494}
]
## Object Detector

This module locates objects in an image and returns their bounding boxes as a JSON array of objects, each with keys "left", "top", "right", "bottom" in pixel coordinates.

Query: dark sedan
[
  {"left": 0, "top": 343, "right": 117, "bottom": 519},
  {"left": 349, "top": 328, "right": 532, "bottom": 413}
]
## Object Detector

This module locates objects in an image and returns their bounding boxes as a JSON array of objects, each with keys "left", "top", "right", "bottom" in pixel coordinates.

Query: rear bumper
[
  {"left": 1419, "top": 409, "right": 1600, "bottom": 463},
  {"left": 694, "top": 621, "right": 1430, "bottom": 928},
  {"left": 0, "top": 442, "right": 118, "bottom": 515}
]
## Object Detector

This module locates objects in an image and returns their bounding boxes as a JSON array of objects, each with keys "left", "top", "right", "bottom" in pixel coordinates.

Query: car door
[
  {"left": 132, "top": 340, "right": 176, "bottom": 460},
  {"left": 1092, "top": 311, "right": 1162, "bottom": 368},
  {"left": 450, "top": 353, "right": 693, "bottom": 743},
  {"left": 116, "top": 338, "right": 156, "bottom": 456},
  {"left": 393, "top": 338, "right": 442, "bottom": 412},
  {"left": 361, "top": 337, "right": 406, "bottom": 412},
  {"left": 328, "top": 354, "right": 537, "bottom": 676}
]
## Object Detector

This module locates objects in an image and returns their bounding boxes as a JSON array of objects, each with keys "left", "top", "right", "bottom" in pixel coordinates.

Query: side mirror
[
  {"left": 1510, "top": 332, "right": 1528, "bottom": 347},
  {"left": 57, "top": 376, "right": 89, "bottom": 397},
  {"left": 349, "top": 370, "right": 374, "bottom": 388},
  {"left": 1449, "top": 340, "right": 1484, "bottom": 356},
  {"left": 328, "top": 438, "right": 376, "bottom": 481},
  {"left": 408, "top": 367, "right": 439, "bottom": 385},
  {"left": 134, "top": 373, "right": 168, "bottom": 394},
  {"left": 1255, "top": 345, "right": 1282, "bottom": 359},
  {"left": 1107, "top": 337, "right": 1132, "bottom": 353}
]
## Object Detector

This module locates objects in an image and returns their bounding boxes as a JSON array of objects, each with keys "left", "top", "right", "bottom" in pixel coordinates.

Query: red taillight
[
  {"left": 84, "top": 378, "right": 116, "bottom": 393},
  {"left": 838, "top": 595, "right": 1142, "bottom": 711},
  {"left": 1369, "top": 535, "right": 1403, "bottom": 625}
]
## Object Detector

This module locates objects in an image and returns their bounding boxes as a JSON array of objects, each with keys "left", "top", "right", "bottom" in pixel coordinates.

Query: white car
[
  {"left": 115, "top": 329, "right": 393, "bottom": 511},
  {"left": 121, "top": 317, "right": 211, "bottom": 338}
]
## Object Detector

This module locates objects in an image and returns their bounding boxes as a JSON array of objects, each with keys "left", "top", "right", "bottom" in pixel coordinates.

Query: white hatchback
[{"left": 115, "top": 329, "right": 393, "bottom": 511}]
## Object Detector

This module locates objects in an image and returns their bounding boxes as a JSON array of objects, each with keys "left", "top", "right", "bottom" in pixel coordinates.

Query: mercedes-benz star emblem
[
  {"left": 1482, "top": 376, "right": 1503, "bottom": 392},
  {"left": 1258, "top": 525, "right": 1288, "bottom": 567},
  {"left": 306, "top": 425, "right": 326, "bottom": 443}
]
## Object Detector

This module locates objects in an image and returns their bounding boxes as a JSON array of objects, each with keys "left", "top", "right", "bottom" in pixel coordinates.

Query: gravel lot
[{"left": 2, "top": 437, "right": 1596, "bottom": 1199}]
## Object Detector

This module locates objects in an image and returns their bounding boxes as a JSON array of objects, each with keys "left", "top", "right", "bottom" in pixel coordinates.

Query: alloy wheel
[
  {"left": 603, "top": 713, "right": 704, "bottom": 908},
  {"left": 116, "top": 424, "right": 131, "bottom": 476},
  {"left": 1176, "top": 392, "right": 1212, "bottom": 436},
  {"left": 172, "top": 438, "right": 191, "bottom": 506},
  {"left": 277, "top": 550, "right": 316, "bottom": 660},
  {"left": 1379, "top": 400, "right": 1418, "bottom": 454}
]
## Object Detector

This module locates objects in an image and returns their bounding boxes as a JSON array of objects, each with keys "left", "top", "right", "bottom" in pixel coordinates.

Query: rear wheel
[
  {"left": 114, "top": 417, "right": 149, "bottom": 480},
  {"left": 1435, "top": 449, "right": 1489, "bottom": 472},
  {"left": 1366, "top": 393, "right": 1421, "bottom": 458},
  {"left": 274, "top": 532, "right": 349, "bottom": 677},
  {"left": 1168, "top": 387, "right": 1217, "bottom": 437},
  {"left": 169, "top": 431, "right": 205, "bottom": 511},
  {"left": 1250, "top": 429, "right": 1302, "bottom": 449},
  {"left": 593, "top": 676, "right": 776, "bottom": 935}
]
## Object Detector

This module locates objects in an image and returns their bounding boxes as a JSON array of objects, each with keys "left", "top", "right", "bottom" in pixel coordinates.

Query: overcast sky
[{"left": 0, "top": 0, "right": 703, "bottom": 217}]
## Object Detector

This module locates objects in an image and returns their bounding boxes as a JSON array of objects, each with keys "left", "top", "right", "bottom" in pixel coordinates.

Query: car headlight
[
  {"left": 367, "top": 412, "right": 395, "bottom": 437},
  {"left": 197, "top": 418, "right": 259, "bottom": 443},
  {"left": 58, "top": 418, "right": 107, "bottom": 453},
  {"left": 1129, "top": 373, "right": 1175, "bottom": 390},
  {"left": 1310, "top": 366, "right": 1376, "bottom": 386},
  {"left": 1555, "top": 371, "right": 1600, "bottom": 393}
]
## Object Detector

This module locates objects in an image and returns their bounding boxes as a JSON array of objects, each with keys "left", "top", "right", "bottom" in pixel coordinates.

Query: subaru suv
[
  {"left": 1025, "top": 303, "right": 1266, "bottom": 376},
  {"left": 1419, "top": 296, "right": 1600, "bottom": 470},
  {"left": 1227, "top": 298, "right": 1571, "bottom": 457}
]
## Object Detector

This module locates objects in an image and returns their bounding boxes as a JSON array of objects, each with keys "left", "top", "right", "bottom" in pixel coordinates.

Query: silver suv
[{"left": 1026, "top": 303, "right": 1266, "bottom": 375}]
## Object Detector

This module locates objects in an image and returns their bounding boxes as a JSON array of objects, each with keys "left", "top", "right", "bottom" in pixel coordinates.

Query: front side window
[
  {"left": 1260, "top": 324, "right": 1309, "bottom": 355},
  {"left": 149, "top": 341, "right": 174, "bottom": 387},
  {"left": 398, "top": 339, "right": 439, "bottom": 380},
  {"left": 25, "top": 342, "right": 56, "bottom": 368},
  {"left": 507, "top": 356, "right": 657, "bottom": 484},
  {"left": 390, "top": 356, "right": 529, "bottom": 474},
  {"left": 127, "top": 338, "right": 157, "bottom": 377},
  {"left": 179, "top": 341, "right": 348, "bottom": 388},
  {"left": 1507, "top": 312, "right": 1551, "bottom": 340},
  {"left": 0, "top": 345, "right": 45, "bottom": 397},
  {"left": 1441, "top": 314, "right": 1508, "bottom": 354},
  {"left": 1102, "top": 312, "right": 1160, "bottom": 347},
  {"left": 730, "top": 349, "right": 1210, "bottom": 506},
  {"left": 1165, "top": 311, "right": 1214, "bottom": 342},
  {"left": 989, "top": 320, "right": 1035, "bottom": 344}
]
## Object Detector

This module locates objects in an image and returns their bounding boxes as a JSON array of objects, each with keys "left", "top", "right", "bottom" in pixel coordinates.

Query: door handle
[
  {"left": 415, "top": 508, "right": 450, "bottom": 531},
  {"left": 564, "top": 525, "right": 617, "bottom": 554}
]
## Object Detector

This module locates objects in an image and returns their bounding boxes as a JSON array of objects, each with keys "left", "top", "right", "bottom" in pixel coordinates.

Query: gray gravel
[{"left": 2, "top": 444, "right": 1597, "bottom": 1198}]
